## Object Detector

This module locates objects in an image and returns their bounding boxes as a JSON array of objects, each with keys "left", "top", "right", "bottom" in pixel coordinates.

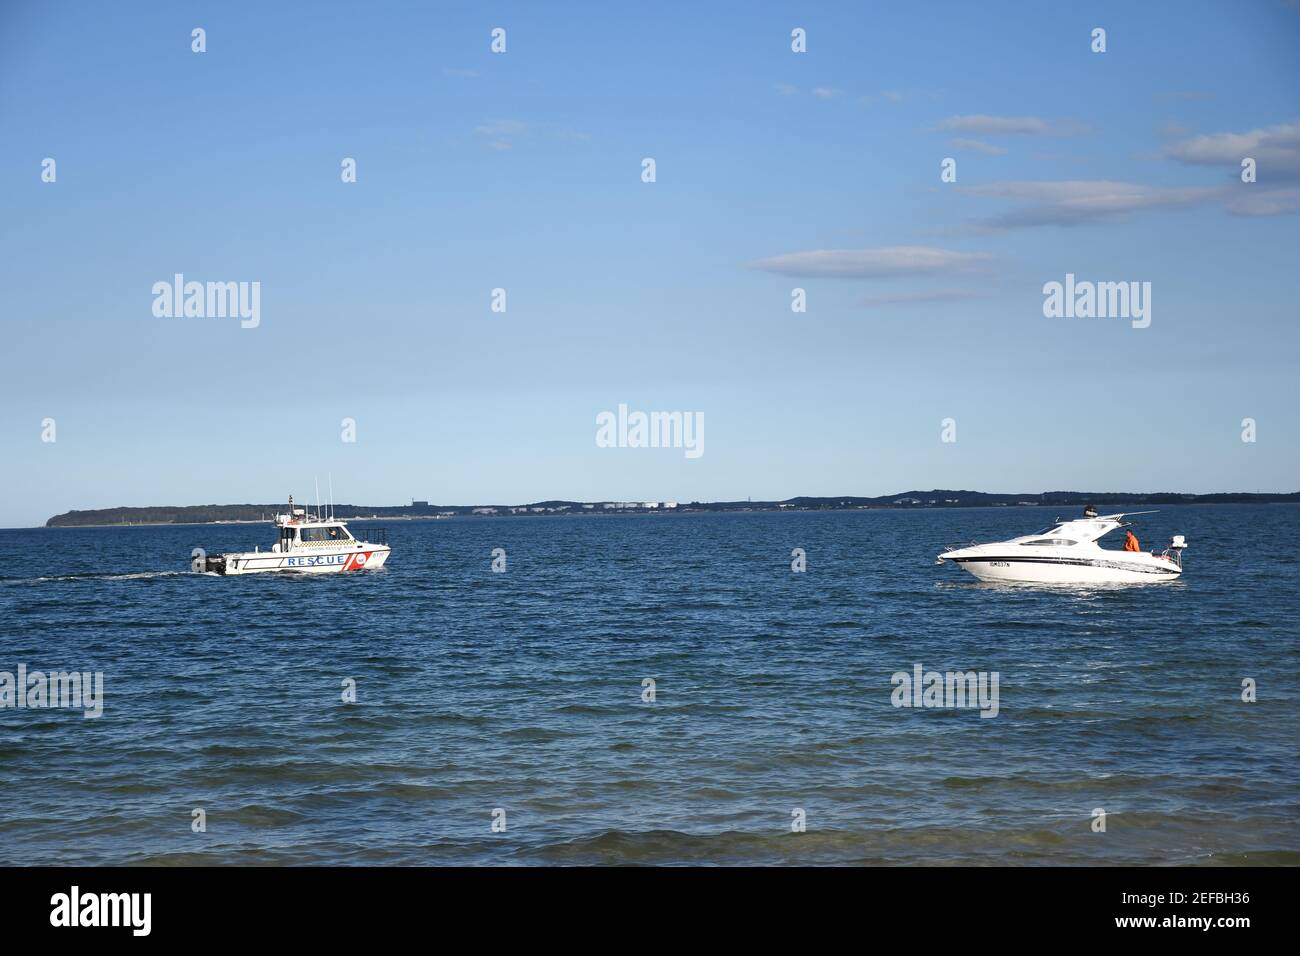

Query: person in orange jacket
[{"left": 1123, "top": 529, "right": 1141, "bottom": 552}]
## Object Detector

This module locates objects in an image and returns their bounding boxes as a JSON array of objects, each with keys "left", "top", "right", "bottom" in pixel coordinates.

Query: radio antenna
[{"left": 328, "top": 473, "right": 334, "bottom": 521}]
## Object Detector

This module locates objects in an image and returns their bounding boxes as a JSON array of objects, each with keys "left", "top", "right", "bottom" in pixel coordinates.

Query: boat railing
[
  {"left": 936, "top": 540, "right": 979, "bottom": 562},
  {"left": 354, "top": 527, "right": 388, "bottom": 546}
]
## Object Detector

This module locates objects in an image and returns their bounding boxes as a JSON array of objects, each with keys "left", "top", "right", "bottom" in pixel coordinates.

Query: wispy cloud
[
  {"left": 861, "top": 89, "right": 940, "bottom": 106},
  {"left": 1222, "top": 186, "right": 1300, "bottom": 217},
  {"left": 475, "top": 118, "right": 529, "bottom": 136},
  {"left": 1157, "top": 120, "right": 1192, "bottom": 139},
  {"left": 959, "top": 180, "right": 1213, "bottom": 228},
  {"left": 1162, "top": 120, "right": 1300, "bottom": 179},
  {"left": 472, "top": 118, "right": 589, "bottom": 151},
  {"left": 474, "top": 119, "right": 529, "bottom": 151},
  {"left": 780, "top": 86, "right": 938, "bottom": 105},
  {"left": 934, "top": 114, "right": 1080, "bottom": 136},
  {"left": 856, "top": 289, "right": 988, "bottom": 308},
  {"left": 958, "top": 178, "right": 1300, "bottom": 228},
  {"left": 1152, "top": 90, "right": 1214, "bottom": 103},
  {"left": 443, "top": 67, "right": 480, "bottom": 79},
  {"left": 949, "top": 138, "right": 1007, "bottom": 156},
  {"left": 749, "top": 246, "right": 991, "bottom": 279}
]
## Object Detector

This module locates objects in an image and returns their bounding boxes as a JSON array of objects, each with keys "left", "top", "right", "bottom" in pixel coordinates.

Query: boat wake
[{"left": 1, "top": 570, "right": 207, "bottom": 585}]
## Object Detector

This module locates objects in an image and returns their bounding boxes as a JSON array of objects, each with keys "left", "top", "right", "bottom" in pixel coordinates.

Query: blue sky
[{"left": 2, "top": 1, "right": 1299, "bottom": 527}]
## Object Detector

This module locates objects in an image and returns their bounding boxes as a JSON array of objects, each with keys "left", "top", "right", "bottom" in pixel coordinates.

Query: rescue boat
[{"left": 199, "top": 495, "right": 390, "bottom": 575}]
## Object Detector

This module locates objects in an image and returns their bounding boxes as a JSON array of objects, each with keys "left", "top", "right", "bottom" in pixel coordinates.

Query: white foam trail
[{"left": 2, "top": 570, "right": 201, "bottom": 585}]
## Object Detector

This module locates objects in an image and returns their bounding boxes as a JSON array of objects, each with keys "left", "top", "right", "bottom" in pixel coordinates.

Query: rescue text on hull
[{"left": 936, "top": 509, "right": 1186, "bottom": 584}]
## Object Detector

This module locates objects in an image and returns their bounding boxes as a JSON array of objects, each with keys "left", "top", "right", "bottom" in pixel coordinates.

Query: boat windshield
[
  {"left": 300, "top": 526, "right": 352, "bottom": 543},
  {"left": 1021, "top": 538, "right": 1078, "bottom": 547}
]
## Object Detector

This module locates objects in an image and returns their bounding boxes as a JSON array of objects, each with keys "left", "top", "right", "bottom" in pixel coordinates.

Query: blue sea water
[{"left": 1, "top": 505, "right": 1296, "bottom": 866}]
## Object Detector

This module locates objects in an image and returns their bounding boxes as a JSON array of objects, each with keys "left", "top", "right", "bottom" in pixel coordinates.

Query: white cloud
[
  {"left": 749, "top": 246, "right": 991, "bottom": 278},
  {"left": 472, "top": 119, "right": 588, "bottom": 150},
  {"left": 934, "top": 115, "right": 1069, "bottom": 136},
  {"left": 1163, "top": 120, "right": 1300, "bottom": 178},
  {"left": 959, "top": 180, "right": 1214, "bottom": 228},
  {"left": 864, "top": 89, "right": 940, "bottom": 105},
  {"left": 958, "top": 177, "right": 1300, "bottom": 228},
  {"left": 1222, "top": 186, "right": 1300, "bottom": 217},
  {"left": 786, "top": 87, "right": 938, "bottom": 104},
  {"left": 474, "top": 119, "right": 531, "bottom": 138},
  {"left": 856, "top": 289, "right": 987, "bottom": 308},
  {"left": 1152, "top": 90, "right": 1214, "bottom": 103},
  {"left": 949, "top": 138, "right": 1007, "bottom": 155}
]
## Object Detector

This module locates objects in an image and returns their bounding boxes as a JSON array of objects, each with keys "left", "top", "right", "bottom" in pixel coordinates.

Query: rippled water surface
[{"left": 1, "top": 505, "right": 1296, "bottom": 865}]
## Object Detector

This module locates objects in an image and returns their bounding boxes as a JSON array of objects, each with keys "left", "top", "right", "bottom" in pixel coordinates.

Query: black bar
[{"left": 0, "top": 866, "right": 1282, "bottom": 942}]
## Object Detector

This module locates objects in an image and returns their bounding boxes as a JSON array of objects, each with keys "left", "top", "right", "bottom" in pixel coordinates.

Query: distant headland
[{"left": 44, "top": 490, "right": 1300, "bottom": 528}]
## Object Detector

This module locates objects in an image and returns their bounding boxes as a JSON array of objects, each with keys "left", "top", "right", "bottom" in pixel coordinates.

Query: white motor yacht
[{"left": 936, "top": 510, "right": 1186, "bottom": 584}]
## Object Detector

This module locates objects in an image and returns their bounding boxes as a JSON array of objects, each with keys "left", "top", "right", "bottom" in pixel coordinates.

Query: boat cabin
[
  {"left": 1021, "top": 518, "right": 1116, "bottom": 545},
  {"left": 272, "top": 507, "right": 355, "bottom": 552},
  {"left": 1017, "top": 513, "right": 1148, "bottom": 548}
]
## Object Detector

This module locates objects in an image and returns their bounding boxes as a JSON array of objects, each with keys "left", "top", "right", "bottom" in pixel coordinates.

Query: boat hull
[
  {"left": 943, "top": 553, "right": 1180, "bottom": 584},
  {"left": 213, "top": 546, "right": 390, "bottom": 575}
]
